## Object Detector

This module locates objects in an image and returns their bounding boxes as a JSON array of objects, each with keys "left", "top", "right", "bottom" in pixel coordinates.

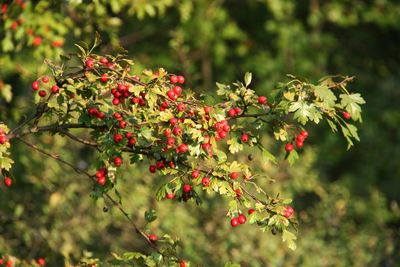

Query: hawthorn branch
[{"left": 16, "top": 137, "right": 162, "bottom": 254}]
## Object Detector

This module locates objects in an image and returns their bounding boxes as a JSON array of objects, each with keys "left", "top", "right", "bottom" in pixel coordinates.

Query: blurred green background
[{"left": 1, "top": 0, "right": 399, "bottom": 266}]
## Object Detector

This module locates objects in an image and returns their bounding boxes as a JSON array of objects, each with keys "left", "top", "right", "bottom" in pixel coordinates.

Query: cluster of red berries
[
  {"left": 0, "top": 257, "right": 45, "bottom": 266},
  {"left": 87, "top": 107, "right": 105, "bottom": 120},
  {"left": 31, "top": 77, "right": 59, "bottom": 98},
  {"left": 95, "top": 168, "right": 108, "bottom": 185},
  {"left": 285, "top": 130, "right": 309, "bottom": 153},
  {"left": 230, "top": 214, "right": 247, "bottom": 227},
  {"left": 283, "top": 206, "right": 294, "bottom": 218},
  {"left": 227, "top": 107, "right": 242, "bottom": 118},
  {"left": 166, "top": 75, "right": 185, "bottom": 101},
  {"left": 213, "top": 119, "right": 231, "bottom": 141},
  {"left": 0, "top": 128, "right": 8, "bottom": 145}
]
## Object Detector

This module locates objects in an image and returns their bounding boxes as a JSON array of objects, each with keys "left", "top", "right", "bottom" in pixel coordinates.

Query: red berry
[
  {"left": 202, "top": 143, "right": 211, "bottom": 151},
  {"left": 4, "top": 177, "right": 12, "bottom": 187},
  {"left": 230, "top": 172, "right": 239, "bottom": 180},
  {"left": 230, "top": 217, "right": 239, "bottom": 227},
  {"left": 204, "top": 106, "right": 211, "bottom": 114},
  {"left": 114, "top": 157, "right": 123, "bottom": 167},
  {"left": 38, "top": 90, "right": 47, "bottom": 97},
  {"left": 173, "top": 127, "right": 182, "bottom": 136},
  {"left": 97, "top": 111, "right": 105, "bottom": 120},
  {"left": 42, "top": 76, "right": 49, "bottom": 83},
  {"left": 183, "top": 184, "right": 192, "bottom": 193},
  {"left": 284, "top": 206, "right": 294, "bottom": 218},
  {"left": 170, "top": 118, "right": 178, "bottom": 126},
  {"left": 32, "top": 81, "right": 40, "bottom": 90},
  {"left": 100, "top": 73, "right": 109, "bottom": 83},
  {"left": 51, "top": 85, "right": 60, "bottom": 94},
  {"left": 169, "top": 75, "right": 178, "bottom": 84},
  {"left": 164, "top": 129, "right": 172, "bottom": 137},
  {"left": 296, "top": 135, "right": 305, "bottom": 142},
  {"left": 117, "top": 84, "right": 126, "bottom": 92},
  {"left": 258, "top": 96, "right": 267, "bottom": 104},
  {"left": 228, "top": 108, "right": 236, "bottom": 117},
  {"left": 0, "top": 135, "right": 8, "bottom": 144},
  {"left": 156, "top": 161, "right": 165, "bottom": 170},
  {"left": 177, "top": 143, "right": 189, "bottom": 153},
  {"left": 112, "top": 98, "right": 120, "bottom": 105},
  {"left": 236, "top": 188, "right": 242, "bottom": 198},
  {"left": 202, "top": 177, "right": 210, "bottom": 186},
  {"left": 131, "top": 97, "right": 140, "bottom": 104},
  {"left": 177, "top": 103, "right": 185, "bottom": 112},
  {"left": 37, "top": 258, "right": 46, "bottom": 266},
  {"left": 218, "top": 130, "right": 227, "bottom": 139},
  {"left": 85, "top": 58, "right": 94, "bottom": 69},
  {"left": 179, "top": 260, "right": 186, "bottom": 267},
  {"left": 300, "top": 130, "right": 309, "bottom": 138},
  {"left": 296, "top": 141, "right": 303, "bottom": 149},
  {"left": 167, "top": 137, "right": 175, "bottom": 146},
  {"left": 177, "top": 75, "right": 185, "bottom": 84},
  {"left": 88, "top": 107, "right": 98, "bottom": 116},
  {"left": 148, "top": 234, "right": 158, "bottom": 242},
  {"left": 343, "top": 111, "right": 351, "bottom": 120},
  {"left": 118, "top": 121, "right": 126, "bottom": 129},
  {"left": 191, "top": 169, "right": 200, "bottom": 179},
  {"left": 128, "top": 138, "right": 136, "bottom": 146},
  {"left": 241, "top": 133, "right": 249, "bottom": 142},
  {"left": 97, "top": 176, "right": 106, "bottom": 186},
  {"left": 168, "top": 161, "right": 175, "bottom": 168},
  {"left": 238, "top": 214, "right": 247, "bottom": 224},
  {"left": 234, "top": 107, "right": 242, "bottom": 115},
  {"left": 139, "top": 98, "right": 146, "bottom": 106},
  {"left": 6, "top": 259, "right": 13, "bottom": 267},
  {"left": 166, "top": 192, "right": 175, "bottom": 199},
  {"left": 32, "top": 36, "right": 42, "bottom": 46},
  {"left": 167, "top": 90, "right": 176, "bottom": 100},
  {"left": 100, "top": 57, "right": 109, "bottom": 65},
  {"left": 285, "top": 143, "right": 294, "bottom": 153},
  {"left": 149, "top": 165, "right": 156, "bottom": 173},
  {"left": 248, "top": 209, "right": 256, "bottom": 215},
  {"left": 173, "top": 86, "right": 183, "bottom": 96},
  {"left": 223, "top": 124, "right": 231, "bottom": 132},
  {"left": 113, "top": 133, "right": 123, "bottom": 143}
]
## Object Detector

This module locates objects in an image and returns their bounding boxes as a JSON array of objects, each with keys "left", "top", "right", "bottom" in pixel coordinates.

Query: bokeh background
[{"left": 1, "top": 0, "right": 400, "bottom": 266}]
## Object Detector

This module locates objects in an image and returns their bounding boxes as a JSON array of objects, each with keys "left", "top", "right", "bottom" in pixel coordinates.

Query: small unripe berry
[
  {"left": 258, "top": 96, "right": 267, "bottom": 104},
  {"left": 238, "top": 214, "right": 247, "bottom": 224},
  {"left": 183, "top": 184, "right": 192, "bottom": 193},
  {"left": 230, "top": 217, "right": 239, "bottom": 227},
  {"left": 285, "top": 143, "right": 294, "bottom": 153}
]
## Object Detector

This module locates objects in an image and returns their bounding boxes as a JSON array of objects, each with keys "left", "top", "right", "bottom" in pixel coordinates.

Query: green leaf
[
  {"left": 227, "top": 138, "right": 243, "bottom": 154},
  {"left": 287, "top": 150, "right": 299, "bottom": 166},
  {"left": 339, "top": 93, "right": 366, "bottom": 121},
  {"left": 244, "top": 72, "right": 252, "bottom": 87},
  {"left": 262, "top": 149, "right": 277, "bottom": 164},
  {"left": 0, "top": 157, "right": 14, "bottom": 171},
  {"left": 282, "top": 230, "right": 297, "bottom": 250},
  {"left": 313, "top": 85, "right": 337, "bottom": 107},
  {"left": 144, "top": 209, "right": 157, "bottom": 223}
]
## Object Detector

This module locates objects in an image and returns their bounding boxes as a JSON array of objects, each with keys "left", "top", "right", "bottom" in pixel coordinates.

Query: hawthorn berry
[
  {"left": 156, "top": 161, "right": 165, "bottom": 170},
  {"left": 191, "top": 169, "right": 200, "bottom": 179},
  {"left": 177, "top": 103, "right": 185, "bottom": 112},
  {"left": 179, "top": 260, "right": 186, "bottom": 267},
  {"left": 166, "top": 192, "right": 175, "bottom": 199},
  {"left": 236, "top": 188, "right": 242, "bottom": 198},
  {"left": 241, "top": 133, "right": 249, "bottom": 142},
  {"left": 169, "top": 75, "right": 178, "bottom": 84},
  {"left": 51, "top": 85, "right": 60, "bottom": 94},
  {"left": 112, "top": 98, "right": 120, "bottom": 105},
  {"left": 139, "top": 98, "right": 146, "bottom": 106},
  {"left": 173, "top": 127, "right": 182, "bottom": 136},
  {"left": 177, "top": 75, "right": 185, "bottom": 84},
  {"left": 113, "top": 133, "right": 123, "bottom": 143},
  {"left": 149, "top": 165, "right": 156, "bottom": 173},
  {"left": 85, "top": 58, "right": 94, "bottom": 69},
  {"left": 99, "top": 57, "right": 108, "bottom": 65},
  {"left": 228, "top": 108, "right": 236, "bottom": 117},
  {"left": 230, "top": 217, "right": 239, "bottom": 227},
  {"left": 100, "top": 73, "right": 109, "bottom": 83},
  {"left": 284, "top": 206, "right": 294, "bottom": 218},
  {"left": 285, "top": 143, "right": 294, "bottom": 153},
  {"left": 202, "top": 177, "right": 210, "bottom": 186},
  {"left": 117, "top": 84, "right": 126, "bottom": 92},
  {"left": 37, "top": 258, "right": 46, "bottom": 266},
  {"left": 230, "top": 172, "right": 239, "bottom": 180},
  {"left": 248, "top": 209, "right": 256, "bottom": 215},
  {"left": 6, "top": 259, "right": 12, "bottom": 267},
  {"left": 0, "top": 135, "right": 8, "bottom": 144},
  {"left": 296, "top": 134, "right": 305, "bottom": 142},
  {"left": 258, "top": 96, "right": 267, "bottom": 104},
  {"left": 41, "top": 76, "right": 49, "bottom": 83},
  {"left": 32, "top": 36, "right": 42, "bottom": 46},
  {"left": 97, "top": 112, "right": 105, "bottom": 120},
  {"left": 38, "top": 90, "right": 47, "bottom": 97},
  {"left": 114, "top": 157, "right": 123, "bottom": 167},
  {"left": 170, "top": 118, "right": 178, "bottom": 126},
  {"left": 4, "top": 177, "right": 12, "bottom": 187},
  {"left": 88, "top": 107, "right": 98, "bottom": 116},
  {"left": 234, "top": 107, "right": 242, "bottom": 115},
  {"left": 161, "top": 101, "right": 169, "bottom": 109},
  {"left": 148, "top": 234, "right": 158, "bottom": 242},
  {"left": 218, "top": 130, "right": 227, "bottom": 139},
  {"left": 296, "top": 141, "right": 303, "bottom": 149},
  {"left": 131, "top": 97, "right": 140, "bottom": 104},
  {"left": 238, "top": 214, "right": 247, "bottom": 224},
  {"left": 343, "top": 111, "right": 351, "bottom": 120},
  {"left": 177, "top": 143, "right": 188, "bottom": 153},
  {"left": 128, "top": 138, "right": 136, "bottom": 146},
  {"left": 183, "top": 184, "right": 192, "bottom": 193},
  {"left": 167, "top": 90, "right": 176, "bottom": 100},
  {"left": 173, "top": 86, "right": 183, "bottom": 96},
  {"left": 204, "top": 106, "right": 211, "bottom": 114},
  {"left": 164, "top": 129, "right": 172, "bottom": 137},
  {"left": 223, "top": 124, "right": 231, "bottom": 132},
  {"left": 32, "top": 81, "right": 40, "bottom": 90},
  {"left": 300, "top": 130, "right": 309, "bottom": 138},
  {"left": 97, "top": 176, "right": 106, "bottom": 186},
  {"left": 168, "top": 161, "right": 175, "bottom": 168}
]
